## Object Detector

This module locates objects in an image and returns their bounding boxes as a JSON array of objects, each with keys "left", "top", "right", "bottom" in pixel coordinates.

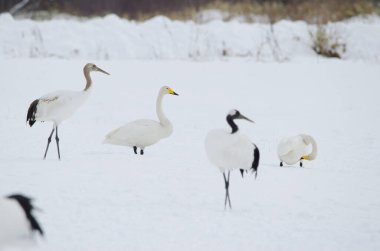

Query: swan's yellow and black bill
[
  {"left": 168, "top": 88, "right": 179, "bottom": 96},
  {"left": 301, "top": 156, "right": 309, "bottom": 160}
]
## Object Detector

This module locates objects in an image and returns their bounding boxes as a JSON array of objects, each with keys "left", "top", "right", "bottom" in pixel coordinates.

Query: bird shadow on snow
[{"left": 261, "top": 163, "right": 313, "bottom": 170}]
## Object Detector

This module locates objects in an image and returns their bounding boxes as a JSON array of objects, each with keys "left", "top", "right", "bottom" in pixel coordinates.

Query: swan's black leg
[
  {"left": 280, "top": 162, "right": 283, "bottom": 167},
  {"left": 43, "top": 127, "right": 55, "bottom": 159},
  {"left": 133, "top": 146, "right": 137, "bottom": 154},
  {"left": 140, "top": 149, "right": 144, "bottom": 155}
]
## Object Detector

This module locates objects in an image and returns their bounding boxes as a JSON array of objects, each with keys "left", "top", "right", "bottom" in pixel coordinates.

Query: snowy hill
[{"left": 1, "top": 13, "right": 380, "bottom": 61}]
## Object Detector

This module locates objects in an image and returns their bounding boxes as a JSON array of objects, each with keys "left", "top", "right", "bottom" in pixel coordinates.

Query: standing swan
[
  {"left": 205, "top": 109, "right": 260, "bottom": 209},
  {"left": 277, "top": 134, "right": 317, "bottom": 167},
  {"left": 103, "top": 86, "right": 179, "bottom": 155}
]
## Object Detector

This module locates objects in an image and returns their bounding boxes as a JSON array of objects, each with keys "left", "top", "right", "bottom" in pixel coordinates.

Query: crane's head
[
  {"left": 161, "top": 85, "right": 179, "bottom": 96},
  {"left": 227, "top": 109, "right": 254, "bottom": 123},
  {"left": 84, "top": 63, "right": 110, "bottom": 75}
]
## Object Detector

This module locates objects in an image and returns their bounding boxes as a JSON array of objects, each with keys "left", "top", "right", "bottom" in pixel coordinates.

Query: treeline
[
  {"left": 1, "top": 0, "right": 209, "bottom": 15},
  {"left": 1, "top": 0, "right": 380, "bottom": 21}
]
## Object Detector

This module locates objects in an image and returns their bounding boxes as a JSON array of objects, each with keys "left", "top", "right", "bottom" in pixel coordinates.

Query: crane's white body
[
  {"left": 28, "top": 63, "right": 109, "bottom": 127},
  {"left": 103, "top": 86, "right": 177, "bottom": 151},
  {"left": 34, "top": 89, "right": 91, "bottom": 125},
  {"left": 204, "top": 109, "right": 259, "bottom": 209},
  {"left": 27, "top": 63, "right": 109, "bottom": 159},
  {"left": 0, "top": 198, "right": 35, "bottom": 248},
  {"left": 205, "top": 129, "right": 254, "bottom": 173},
  {"left": 277, "top": 134, "right": 317, "bottom": 165}
]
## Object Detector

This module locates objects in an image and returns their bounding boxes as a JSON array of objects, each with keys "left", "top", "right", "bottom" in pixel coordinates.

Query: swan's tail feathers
[
  {"left": 252, "top": 145, "right": 260, "bottom": 179},
  {"left": 27, "top": 99, "right": 39, "bottom": 127}
]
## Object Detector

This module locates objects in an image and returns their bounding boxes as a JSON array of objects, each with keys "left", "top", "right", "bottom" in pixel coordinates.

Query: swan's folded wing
[
  {"left": 277, "top": 138, "right": 298, "bottom": 156},
  {"left": 104, "top": 119, "right": 159, "bottom": 142}
]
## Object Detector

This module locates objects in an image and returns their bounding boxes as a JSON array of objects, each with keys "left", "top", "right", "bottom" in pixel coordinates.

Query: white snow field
[{"left": 0, "top": 58, "right": 379, "bottom": 251}]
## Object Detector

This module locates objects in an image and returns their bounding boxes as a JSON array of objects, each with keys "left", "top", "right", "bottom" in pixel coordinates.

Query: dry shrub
[{"left": 310, "top": 25, "right": 346, "bottom": 58}]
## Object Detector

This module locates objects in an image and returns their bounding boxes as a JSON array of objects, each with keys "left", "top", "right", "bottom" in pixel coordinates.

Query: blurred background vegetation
[{"left": 1, "top": 0, "right": 380, "bottom": 23}]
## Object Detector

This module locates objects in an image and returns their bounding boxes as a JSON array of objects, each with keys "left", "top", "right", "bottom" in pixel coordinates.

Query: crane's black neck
[{"left": 226, "top": 115, "right": 239, "bottom": 134}]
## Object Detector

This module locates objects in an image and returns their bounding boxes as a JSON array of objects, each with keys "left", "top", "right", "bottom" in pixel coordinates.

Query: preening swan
[
  {"left": 26, "top": 63, "right": 110, "bottom": 160},
  {"left": 277, "top": 134, "right": 317, "bottom": 167},
  {"left": 0, "top": 194, "right": 43, "bottom": 249},
  {"left": 205, "top": 109, "right": 260, "bottom": 209},
  {"left": 103, "top": 86, "right": 179, "bottom": 155}
]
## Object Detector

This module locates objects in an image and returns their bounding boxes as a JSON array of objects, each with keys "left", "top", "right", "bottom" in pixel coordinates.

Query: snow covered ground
[
  {"left": 0, "top": 58, "right": 379, "bottom": 250},
  {"left": 1, "top": 13, "right": 380, "bottom": 62}
]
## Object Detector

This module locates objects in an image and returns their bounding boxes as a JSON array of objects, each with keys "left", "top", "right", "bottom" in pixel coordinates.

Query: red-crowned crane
[
  {"left": 205, "top": 109, "right": 260, "bottom": 209},
  {"left": 26, "top": 63, "right": 110, "bottom": 160},
  {"left": 0, "top": 194, "right": 43, "bottom": 249}
]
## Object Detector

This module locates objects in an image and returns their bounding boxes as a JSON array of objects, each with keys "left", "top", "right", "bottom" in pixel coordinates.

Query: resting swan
[
  {"left": 277, "top": 134, "right": 317, "bottom": 167},
  {"left": 103, "top": 86, "right": 178, "bottom": 155}
]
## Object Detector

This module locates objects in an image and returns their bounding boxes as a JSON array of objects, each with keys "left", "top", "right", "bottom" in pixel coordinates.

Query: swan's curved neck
[
  {"left": 83, "top": 69, "right": 92, "bottom": 91},
  {"left": 227, "top": 116, "right": 238, "bottom": 134},
  {"left": 156, "top": 92, "right": 170, "bottom": 126},
  {"left": 308, "top": 136, "right": 318, "bottom": 160}
]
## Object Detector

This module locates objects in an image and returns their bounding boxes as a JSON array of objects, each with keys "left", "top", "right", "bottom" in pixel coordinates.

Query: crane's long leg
[
  {"left": 43, "top": 127, "right": 55, "bottom": 159},
  {"left": 226, "top": 171, "right": 232, "bottom": 209},
  {"left": 55, "top": 126, "right": 61, "bottom": 160},
  {"left": 223, "top": 173, "right": 228, "bottom": 208},
  {"left": 223, "top": 171, "right": 232, "bottom": 209}
]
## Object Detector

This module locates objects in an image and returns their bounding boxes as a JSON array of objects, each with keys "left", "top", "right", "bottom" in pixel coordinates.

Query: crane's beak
[
  {"left": 239, "top": 114, "right": 254, "bottom": 123},
  {"left": 96, "top": 66, "right": 110, "bottom": 75}
]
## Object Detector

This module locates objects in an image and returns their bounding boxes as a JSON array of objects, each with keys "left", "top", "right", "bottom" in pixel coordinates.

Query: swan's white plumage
[
  {"left": 104, "top": 119, "right": 172, "bottom": 148},
  {"left": 0, "top": 198, "right": 34, "bottom": 248},
  {"left": 278, "top": 134, "right": 317, "bottom": 165},
  {"left": 103, "top": 86, "right": 177, "bottom": 151},
  {"left": 205, "top": 129, "right": 254, "bottom": 173}
]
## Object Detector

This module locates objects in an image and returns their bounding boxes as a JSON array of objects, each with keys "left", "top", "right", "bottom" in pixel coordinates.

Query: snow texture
[
  {"left": 1, "top": 13, "right": 380, "bottom": 61},
  {"left": 0, "top": 58, "right": 379, "bottom": 250}
]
